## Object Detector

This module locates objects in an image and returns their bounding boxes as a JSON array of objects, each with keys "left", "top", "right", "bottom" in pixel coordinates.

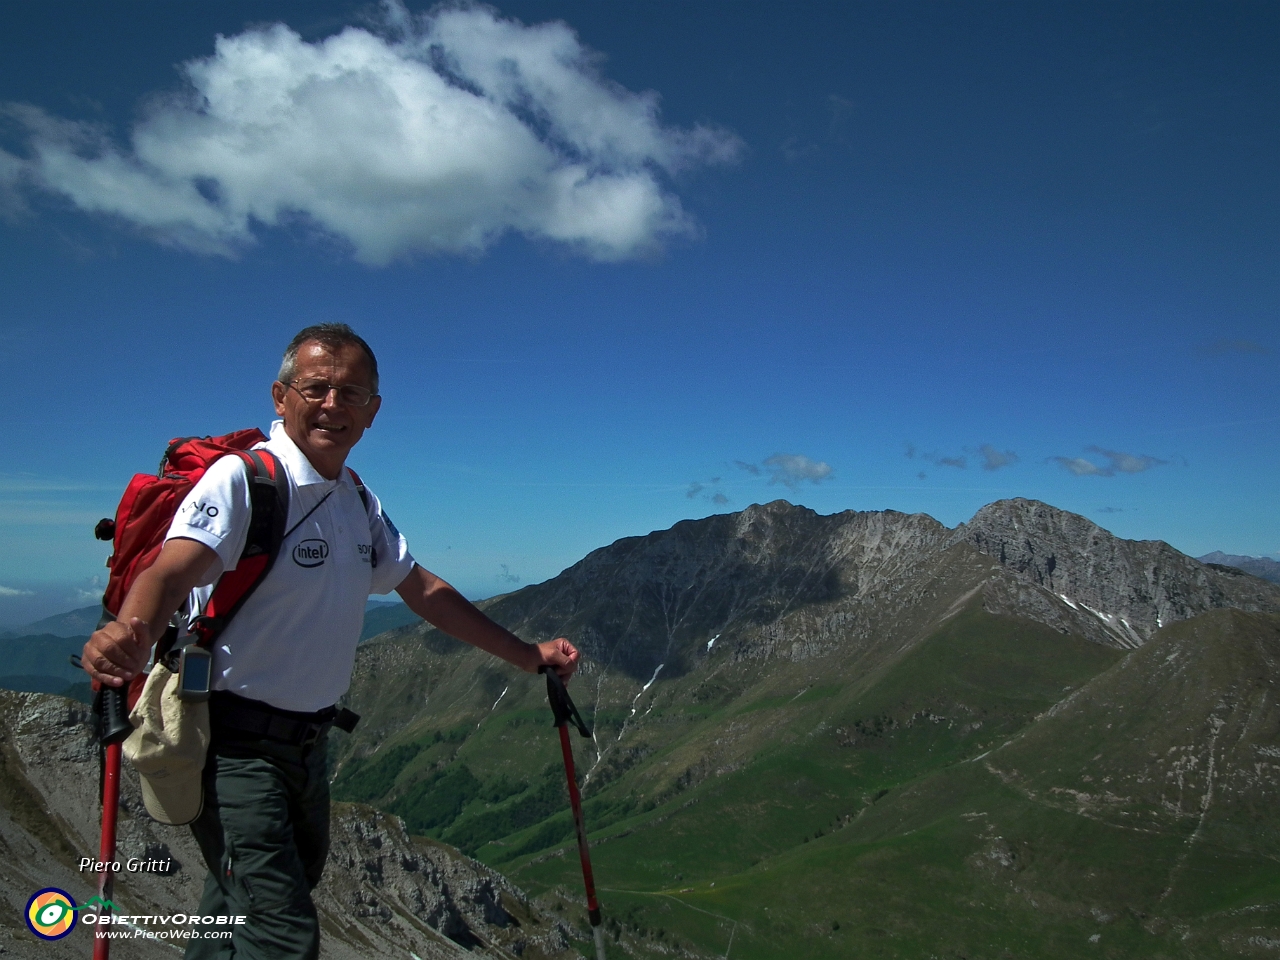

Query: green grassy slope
[
  {"left": 502, "top": 611, "right": 1280, "bottom": 959},
  {"left": 342, "top": 604, "right": 1208, "bottom": 957}
]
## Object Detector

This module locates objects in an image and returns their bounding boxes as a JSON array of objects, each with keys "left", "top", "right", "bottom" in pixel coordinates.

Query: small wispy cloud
[
  {"left": 0, "top": 586, "right": 34, "bottom": 597},
  {"left": 1097, "top": 506, "right": 1124, "bottom": 514},
  {"left": 780, "top": 94, "right": 854, "bottom": 162},
  {"left": 827, "top": 94, "right": 854, "bottom": 142},
  {"left": 780, "top": 136, "right": 819, "bottom": 162},
  {"left": 1053, "top": 457, "right": 1102, "bottom": 476},
  {"left": 737, "top": 454, "right": 833, "bottom": 489},
  {"left": 1051, "top": 446, "right": 1168, "bottom": 477},
  {"left": 907, "top": 444, "right": 965, "bottom": 469},
  {"left": 1200, "top": 339, "right": 1269, "bottom": 356},
  {"left": 907, "top": 442, "right": 1018, "bottom": 471},
  {"left": 497, "top": 564, "right": 520, "bottom": 585},
  {"left": 765, "top": 453, "right": 832, "bottom": 488},
  {"left": 687, "top": 478, "right": 730, "bottom": 506},
  {"left": 977, "top": 444, "right": 1018, "bottom": 471}
]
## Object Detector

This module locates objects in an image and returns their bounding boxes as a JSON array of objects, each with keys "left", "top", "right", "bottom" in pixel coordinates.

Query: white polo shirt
[{"left": 165, "top": 420, "right": 416, "bottom": 712}]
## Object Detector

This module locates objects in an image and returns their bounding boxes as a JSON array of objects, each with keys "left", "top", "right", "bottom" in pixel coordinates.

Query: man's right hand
[
  {"left": 79, "top": 537, "right": 218, "bottom": 689},
  {"left": 82, "top": 617, "right": 153, "bottom": 688}
]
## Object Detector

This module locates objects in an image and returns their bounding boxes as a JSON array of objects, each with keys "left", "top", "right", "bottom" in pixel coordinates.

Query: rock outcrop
[
  {"left": 0, "top": 690, "right": 572, "bottom": 960},
  {"left": 954, "top": 499, "right": 1280, "bottom": 646}
]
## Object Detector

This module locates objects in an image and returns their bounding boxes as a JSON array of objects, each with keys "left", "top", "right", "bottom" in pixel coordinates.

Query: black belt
[{"left": 210, "top": 691, "right": 358, "bottom": 747}]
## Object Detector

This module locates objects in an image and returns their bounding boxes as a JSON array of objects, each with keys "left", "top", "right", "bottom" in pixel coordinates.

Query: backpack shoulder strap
[
  {"left": 189, "top": 450, "right": 289, "bottom": 647},
  {"left": 347, "top": 467, "right": 377, "bottom": 569},
  {"left": 347, "top": 466, "right": 370, "bottom": 512}
]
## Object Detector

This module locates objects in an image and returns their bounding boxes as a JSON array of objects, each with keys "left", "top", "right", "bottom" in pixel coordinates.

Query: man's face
[{"left": 271, "top": 341, "right": 381, "bottom": 478}]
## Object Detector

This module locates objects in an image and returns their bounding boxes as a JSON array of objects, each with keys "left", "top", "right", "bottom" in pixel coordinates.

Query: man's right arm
[{"left": 81, "top": 538, "right": 219, "bottom": 688}]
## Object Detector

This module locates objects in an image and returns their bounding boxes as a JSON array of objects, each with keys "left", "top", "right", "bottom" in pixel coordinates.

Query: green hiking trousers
[{"left": 186, "top": 733, "right": 329, "bottom": 960}]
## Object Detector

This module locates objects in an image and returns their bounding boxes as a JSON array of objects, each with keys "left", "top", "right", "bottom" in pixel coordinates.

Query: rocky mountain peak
[{"left": 952, "top": 498, "right": 1280, "bottom": 646}]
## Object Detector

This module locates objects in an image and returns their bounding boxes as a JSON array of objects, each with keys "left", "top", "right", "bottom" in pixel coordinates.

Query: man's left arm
[{"left": 395, "top": 564, "right": 579, "bottom": 679}]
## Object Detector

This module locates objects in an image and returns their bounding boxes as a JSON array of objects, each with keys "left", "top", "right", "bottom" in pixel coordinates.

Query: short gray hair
[{"left": 278, "top": 323, "right": 379, "bottom": 394}]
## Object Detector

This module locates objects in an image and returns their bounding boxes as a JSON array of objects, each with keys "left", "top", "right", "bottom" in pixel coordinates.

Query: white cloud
[
  {"left": 5, "top": 2, "right": 740, "bottom": 264},
  {"left": 0, "top": 586, "right": 34, "bottom": 597}
]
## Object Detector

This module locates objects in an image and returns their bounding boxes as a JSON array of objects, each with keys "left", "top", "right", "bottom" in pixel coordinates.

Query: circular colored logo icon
[{"left": 25, "top": 888, "right": 77, "bottom": 940}]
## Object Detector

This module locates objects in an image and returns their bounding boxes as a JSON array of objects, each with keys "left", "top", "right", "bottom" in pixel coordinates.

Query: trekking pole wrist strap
[{"left": 538, "top": 665, "right": 592, "bottom": 737}]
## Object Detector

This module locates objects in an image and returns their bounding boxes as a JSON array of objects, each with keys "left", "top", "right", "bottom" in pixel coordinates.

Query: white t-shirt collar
[{"left": 264, "top": 419, "right": 353, "bottom": 489}]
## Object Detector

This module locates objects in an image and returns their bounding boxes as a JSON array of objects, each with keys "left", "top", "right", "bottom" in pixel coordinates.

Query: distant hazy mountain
[
  {"left": 0, "top": 603, "right": 101, "bottom": 639},
  {"left": 362, "top": 599, "right": 421, "bottom": 640},
  {"left": 0, "top": 632, "right": 89, "bottom": 702},
  {"left": 336, "top": 497, "right": 1280, "bottom": 958},
  {"left": 1198, "top": 550, "right": 1280, "bottom": 584},
  {"left": 5, "top": 597, "right": 411, "bottom": 644}
]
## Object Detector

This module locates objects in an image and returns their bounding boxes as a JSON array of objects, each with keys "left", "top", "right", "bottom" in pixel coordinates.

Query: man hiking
[{"left": 81, "top": 323, "right": 579, "bottom": 958}]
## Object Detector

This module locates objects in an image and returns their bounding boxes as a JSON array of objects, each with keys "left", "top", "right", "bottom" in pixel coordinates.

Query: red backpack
[{"left": 94, "top": 429, "right": 289, "bottom": 701}]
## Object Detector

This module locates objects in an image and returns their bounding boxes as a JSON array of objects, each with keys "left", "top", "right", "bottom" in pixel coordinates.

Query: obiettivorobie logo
[
  {"left": 25, "top": 888, "right": 247, "bottom": 944},
  {"left": 25, "top": 888, "right": 78, "bottom": 940}
]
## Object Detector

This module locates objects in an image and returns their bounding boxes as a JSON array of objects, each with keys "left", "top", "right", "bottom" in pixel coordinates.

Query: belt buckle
[{"left": 300, "top": 723, "right": 325, "bottom": 749}]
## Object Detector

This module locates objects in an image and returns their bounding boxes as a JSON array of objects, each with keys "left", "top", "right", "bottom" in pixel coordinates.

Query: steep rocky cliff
[
  {"left": 954, "top": 499, "right": 1280, "bottom": 646},
  {"left": 0, "top": 691, "right": 572, "bottom": 959}
]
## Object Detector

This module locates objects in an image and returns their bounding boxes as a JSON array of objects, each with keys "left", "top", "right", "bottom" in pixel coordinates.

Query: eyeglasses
[{"left": 285, "top": 378, "right": 377, "bottom": 407}]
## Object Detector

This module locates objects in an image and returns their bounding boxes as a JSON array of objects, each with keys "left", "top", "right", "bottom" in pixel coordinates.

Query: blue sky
[{"left": 1, "top": 1, "right": 1276, "bottom": 626}]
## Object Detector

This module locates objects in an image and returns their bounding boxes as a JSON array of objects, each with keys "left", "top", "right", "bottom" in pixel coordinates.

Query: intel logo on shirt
[{"left": 293, "top": 539, "right": 329, "bottom": 568}]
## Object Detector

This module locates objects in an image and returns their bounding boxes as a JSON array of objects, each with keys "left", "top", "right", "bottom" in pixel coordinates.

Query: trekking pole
[
  {"left": 539, "top": 667, "right": 606, "bottom": 960},
  {"left": 94, "top": 684, "right": 132, "bottom": 960}
]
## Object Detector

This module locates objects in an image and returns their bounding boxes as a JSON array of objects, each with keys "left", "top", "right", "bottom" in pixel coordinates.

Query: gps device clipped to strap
[{"left": 177, "top": 645, "right": 212, "bottom": 702}]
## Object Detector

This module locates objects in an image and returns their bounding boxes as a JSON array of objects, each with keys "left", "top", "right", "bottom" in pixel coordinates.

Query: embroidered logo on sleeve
[{"left": 380, "top": 509, "right": 400, "bottom": 539}]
